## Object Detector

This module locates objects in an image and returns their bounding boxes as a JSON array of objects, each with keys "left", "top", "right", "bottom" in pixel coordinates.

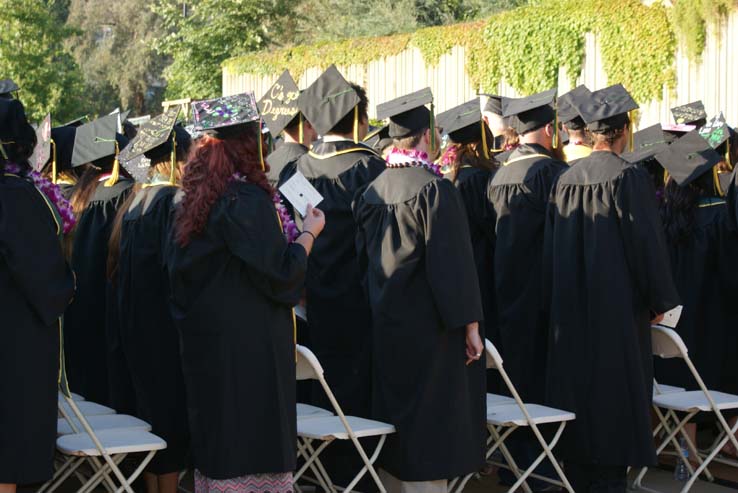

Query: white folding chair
[
  {"left": 451, "top": 340, "right": 575, "bottom": 493},
  {"left": 40, "top": 393, "right": 166, "bottom": 493},
  {"left": 294, "top": 345, "right": 395, "bottom": 493},
  {"left": 58, "top": 391, "right": 86, "bottom": 402},
  {"left": 57, "top": 414, "right": 152, "bottom": 436},
  {"left": 59, "top": 400, "right": 116, "bottom": 418},
  {"left": 297, "top": 402, "right": 334, "bottom": 420},
  {"left": 632, "top": 326, "right": 738, "bottom": 493}
]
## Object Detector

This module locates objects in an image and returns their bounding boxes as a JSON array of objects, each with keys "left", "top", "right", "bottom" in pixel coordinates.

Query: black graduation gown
[
  {"left": 118, "top": 185, "right": 189, "bottom": 473},
  {"left": 0, "top": 173, "right": 75, "bottom": 484},
  {"left": 729, "top": 167, "right": 738, "bottom": 231},
  {"left": 279, "top": 139, "right": 385, "bottom": 417},
  {"left": 543, "top": 151, "right": 680, "bottom": 467},
  {"left": 486, "top": 144, "right": 567, "bottom": 403},
  {"left": 655, "top": 200, "right": 738, "bottom": 393},
  {"left": 166, "top": 181, "right": 306, "bottom": 480},
  {"left": 65, "top": 178, "right": 134, "bottom": 405},
  {"left": 267, "top": 141, "right": 308, "bottom": 187},
  {"left": 354, "top": 167, "right": 486, "bottom": 481}
]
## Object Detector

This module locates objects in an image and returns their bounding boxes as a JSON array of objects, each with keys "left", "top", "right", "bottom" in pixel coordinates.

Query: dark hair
[
  {"left": 329, "top": 83, "right": 368, "bottom": 135},
  {"left": 590, "top": 116, "right": 631, "bottom": 146},
  {"left": 0, "top": 99, "right": 37, "bottom": 174},
  {"left": 175, "top": 124, "right": 271, "bottom": 247},
  {"left": 660, "top": 171, "right": 716, "bottom": 244},
  {"left": 393, "top": 127, "right": 426, "bottom": 150},
  {"left": 443, "top": 125, "right": 498, "bottom": 182}
]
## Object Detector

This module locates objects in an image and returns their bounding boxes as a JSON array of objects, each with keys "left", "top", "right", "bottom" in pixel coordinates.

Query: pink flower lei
[
  {"left": 231, "top": 172, "right": 299, "bottom": 242},
  {"left": 386, "top": 147, "right": 442, "bottom": 177},
  {"left": 4, "top": 163, "right": 76, "bottom": 234}
]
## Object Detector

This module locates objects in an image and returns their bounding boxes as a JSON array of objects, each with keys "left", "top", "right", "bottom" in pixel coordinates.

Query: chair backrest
[
  {"left": 296, "top": 344, "right": 324, "bottom": 381},
  {"left": 651, "top": 326, "right": 688, "bottom": 360},
  {"left": 485, "top": 339, "right": 503, "bottom": 370}
]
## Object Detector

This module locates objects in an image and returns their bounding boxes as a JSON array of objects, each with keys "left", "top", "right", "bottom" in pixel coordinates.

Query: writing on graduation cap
[{"left": 260, "top": 83, "right": 300, "bottom": 122}]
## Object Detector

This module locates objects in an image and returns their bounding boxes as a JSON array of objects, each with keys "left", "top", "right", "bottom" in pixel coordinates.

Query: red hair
[{"left": 175, "top": 125, "right": 272, "bottom": 246}]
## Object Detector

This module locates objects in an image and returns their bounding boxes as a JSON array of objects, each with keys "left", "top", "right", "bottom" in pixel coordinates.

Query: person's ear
[{"left": 544, "top": 123, "right": 554, "bottom": 138}]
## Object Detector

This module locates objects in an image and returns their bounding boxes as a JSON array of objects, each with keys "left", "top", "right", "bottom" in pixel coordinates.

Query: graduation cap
[
  {"left": 258, "top": 70, "right": 304, "bottom": 140},
  {"left": 436, "top": 99, "right": 491, "bottom": 158},
  {"left": 671, "top": 101, "right": 707, "bottom": 126},
  {"left": 50, "top": 126, "right": 77, "bottom": 181},
  {"left": 655, "top": 131, "right": 722, "bottom": 188},
  {"left": 63, "top": 116, "right": 88, "bottom": 128},
  {"left": 363, "top": 125, "right": 392, "bottom": 152},
  {"left": 30, "top": 114, "right": 52, "bottom": 173},
  {"left": 557, "top": 85, "right": 591, "bottom": 130},
  {"left": 192, "top": 92, "right": 260, "bottom": 134},
  {"left": 120, "top": 106, "right": 185, "bottom": 184},
  {"left": 479, "top": 94, "right": 503, "bottom": 116},
  {"left": 501, "top": 88, "right": 557, "bottom": 137},
  {"left": 0, "top": 79, "right": 19, "bottom": 99},
  {"left": 621, "top": 123, "right": 674, "bottom": 164},
  {"left": 579, "top": 84, "right": 638, "bottom": 133},
  {"left": 72, "top": 113, "right": 129, "bottom": 186},
  {"left": 298, "top": 65, "right": 361, "bottom": 139},
  {"left": 376, "top": 88, "right": 434, "bottom": 142}
]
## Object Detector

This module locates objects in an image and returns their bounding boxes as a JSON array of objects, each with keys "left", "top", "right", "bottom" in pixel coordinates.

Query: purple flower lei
[
  {"left": 4, "top": 163, "right": 76, "bottom": 234},
  {"left": 386, "top": 147, "right": 442, "bottom": 177},
  {"left": 231, "top": 172, "right": 299, "bottom": 242}
]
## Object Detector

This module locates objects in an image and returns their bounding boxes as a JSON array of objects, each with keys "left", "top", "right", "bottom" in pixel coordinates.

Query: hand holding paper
[{"left": 279, "top": 171, "right": 324, "bottom": 217}]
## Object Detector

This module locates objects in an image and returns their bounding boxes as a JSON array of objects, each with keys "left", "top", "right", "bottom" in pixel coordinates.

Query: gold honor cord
[
  {"left": 353, "top": 106, "right": 359, "bottom": 144},
  {"left": 713, "top": 165, "right": 725, "bottom": 197},
  {"left": 299, "top": 113, "right": 304, "bottom": 145},
  {"left": 51, "top": 139, "right": 58, "bottom": 184},
  {"left": 102, "top": 139, "right": 121, "bottom": 187},
  {"left": 169, "top": 132, "right": 178, "bottom": 185},
  {"left": 480, "top": 119, "right": 490, "bottom": 159}
]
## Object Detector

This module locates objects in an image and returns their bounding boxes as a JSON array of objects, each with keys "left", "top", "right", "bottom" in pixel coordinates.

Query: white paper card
[
  {"left": 658, "top": 305, "right": 683, "bottom": 328},
  {"left": 279, "top": 171, "right": 323, "bottom": 217}
]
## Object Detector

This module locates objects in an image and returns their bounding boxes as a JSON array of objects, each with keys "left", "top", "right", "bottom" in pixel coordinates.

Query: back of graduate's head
[
  {"left": 175, "top": 122, "right": 271, "bottom": 247},
  {"left": 661, "top": 170, "right": 715, "bottom": 245},
  {"left": 392, "top": 125, "right": 442, "bottom": 161},
  {"left": 283, "top": 114, "right": 318, "bottom": 146},
  {"left": 327, "top": 83, "right": 369, "bottom": 137},
  {"left": 589, "top": 114, "right": 631, "bottom": 154},
  {"left": 0, "top": 98, "right": 36, "bottom": 173},
  {"left": 144, "top": 126, "right": 193, "bottom": 185}
]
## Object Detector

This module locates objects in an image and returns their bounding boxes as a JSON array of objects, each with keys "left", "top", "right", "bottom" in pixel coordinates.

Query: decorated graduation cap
[
  {"left": 0, "top": 79, "right": 19, "bottom": 99},
  {"left": 501, "top": 88, "right": 557, "bottom": 137},
  {"left": 671, "top": 101, "right": 707, "bottom": 126},
  {"left": 72, "top": 113, "right": 129, "bottom": 187},
  {"left": 298, "top": 65, "right": 361, "bottom": 141},
  {"left": 557, "top": 85, "right": 591, "bottom": 130},
  {"left": 436, "top": 99, "right": 492, "bottom": 158},
  {"left": 655, "top": 131, "right": 723, "bottom": 191},
  {"left": 579, "top": 84, "right": 638, "bottom": 133},
  {"left": 120, "top": 106, "right": 187, "bottom": 184},
  {"left": 699, "top": 112, "right": 734, "bottom": 170},
  {"left": 621, "top": 123, "right": 674, "bottom": 164},
  {"left": 479, "top": 94, "right": 503, "bottom": 116},
  {"left": 363, "top": 125, "right": 392, "bottom": 152},
  {"left": 258, "top": 70, "right": 304, "bottom": 141},
  {"left": 30, "top": 114, "right": 52, "bottom": 172},
  {"left": 376, "top": 87, "right": 435, "bottom": 143}
]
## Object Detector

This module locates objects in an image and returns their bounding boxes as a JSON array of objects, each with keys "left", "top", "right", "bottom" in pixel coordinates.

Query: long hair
[
  {"left": 69, "top": 164, "right": 134, "bottom": 218},
  {"left": 106, "top": 183, "right": 143, "bottom": 282},
  {"left": 443, "top": 130, "right": 498, "bottom": 183},
  {"left": 660, "top": 171, "right": 716, "bottom": 244},
  {"left": 174, "top": 124, "right": 270, "bottom": 247}
]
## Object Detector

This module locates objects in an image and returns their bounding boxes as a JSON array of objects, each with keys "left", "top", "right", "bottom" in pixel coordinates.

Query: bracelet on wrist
[{"left": 300, "top": 230, "right": 316, "bottom": 242}]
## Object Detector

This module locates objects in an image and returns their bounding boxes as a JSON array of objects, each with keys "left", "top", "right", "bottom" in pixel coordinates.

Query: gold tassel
[
  {"left": 51, "top": 139, "right": 57, "bottom": 184},
  {"left": 258, "top": 119, "right": 266, "bottom": 171},
  {"left": 663, "top": 169, "right": 669, "bottom": 186},
  {"left": 713, "top": 165, "right": 725, "bottom": 197},
  {"left": 353, "top": 106, "right": 359, "bottom": 144},
  {"left": 0, "top": 141, "right": 11, "bottom": 160},
  {"left": 103, "top": 140, "right": 120, "bottom": 187},
  {"left": 726, "top": 137, "right": 733, "bottom": 171},
  {"left": 552, "top": 110, "right": 559, "bottom": 150},
  {"left": 480, "top": 119, "right": 490, "bottom": 160},
  {"left": 169, "top": 132, "right": 178, "bottom": 185},
  {"left": 629, "top": 111, "right": 634, "bottom": 152},
  {"left": 299, "top": 113, "right": 304, "bottom": 145}
]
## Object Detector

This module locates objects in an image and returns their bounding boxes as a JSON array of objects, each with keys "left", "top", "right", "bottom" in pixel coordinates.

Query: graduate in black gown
[
  {"left": 114, "top": 114, "right": 192, "bottom": 493},
  {"left": 258, "top": 70, "right": 318, "bottom": 186},
  {"left": 620, "top": 123, "right": 675, "bottom": 204},
  {"left": 438, "top": 100, "right": 498, "bottom": 389},
  {"left": 166, "top": 93, "right": 324, "bottom": 492},
  {"left": 354, "top": 90, "right": 485, "bottom": 492},
  {"left": 65, "top": 114, "right": 134, "bottom": 406},
  {"left": 558, "top": 85, "right": 592, "bottom": 164},
  {"left": 0, "top": 98, "right": 75, "bottom": 489},
  {"left": 44, "top": 125, "right": 79, "bottom": 199},
  {"left": 480, "top": 94, "right": 509, "bottom": 155},
  {"left": 486, "top": 88, "right": 567, "bottom": 404},
  {"left": 544, "top": 84, "right": 680, "bottom": 492}
]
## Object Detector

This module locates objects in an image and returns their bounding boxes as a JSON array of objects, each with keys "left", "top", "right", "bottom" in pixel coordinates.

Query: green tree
[
  {"left": 0, "top": 0, "right": 84, "bottom": 123},
  {"left": 66, "top": 0, "right": 170, "bottom": 116},
  {"left": 153, "top": 0, "right": 288, "bottom": 100}
]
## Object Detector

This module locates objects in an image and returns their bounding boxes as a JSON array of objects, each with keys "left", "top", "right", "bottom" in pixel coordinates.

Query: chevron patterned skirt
[{"left": 194, "top": 469, "right": 293, "bottom": 493}]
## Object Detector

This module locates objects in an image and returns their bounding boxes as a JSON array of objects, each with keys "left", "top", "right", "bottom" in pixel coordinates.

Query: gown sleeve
[
  {"left": 0, "top": 182, "right": 75, "bottom": 326},
  {"left": 615, "top": 166, "right": 681, "bottom": 315},
  {"left": 419, "top": 179, "right": 484, "bottom": 330},
  {"left": 222, "top": 186, "right": 307, "bottom": 306}
]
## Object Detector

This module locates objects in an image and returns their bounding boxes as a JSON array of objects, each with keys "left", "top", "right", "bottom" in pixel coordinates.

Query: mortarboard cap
[
  {"left": 557, "top": 85, "right": 591, "bottom": 129},
  {"left": 699, "top": 112, "right": 731, "bottom": 149},
  {"left": 654, "top": 130, "right": 722, "bottom": 186},
  {"left": 363, "top": 125, "right": 392, "bottom": 152},
  {"left": 0, "top": 79, "right": 19, "bottom": 98},
  {"left": 298, "top": 65, "right": 360, "bottom": 136},
  {"left": 258, "top": 70, "right": 302, "bottom": 137},
  {"left": 621, "top": 123, "right": 674, "bottom": 164},
  {"left": 192, "top": 92, "right": 260, "bottom": 138},
  {"left": 63, "top": 116, "right": 88, "bottom": 128},
  {"left": 501, "top": 88, "right": 557, "bottom": 135},
  {"left": 30, "top": 114, "right": 53, "bottom": 172},
  {"left": 579, "top": 84, "right": 638, "bottom": 132},
  {"left": 671, "top": 101, "right": 707, "bottom": 126},
  {"left": 480, "top": 94, "right": 503, "bottom": 116},
  {"left": 120, "top": 106, "right": 181, "bottom": 163},
  {"left": 436, "top": 100, "right": 484, "bottom": 144},
  {"left": 376, "top": 88, "right": 434, "bottom": 139},
  {"left": 71, "top": 114, "right": 123, "bottom": 167},
  {"left": 50, "top": 126, "right": 77, "bottom": 175}
]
